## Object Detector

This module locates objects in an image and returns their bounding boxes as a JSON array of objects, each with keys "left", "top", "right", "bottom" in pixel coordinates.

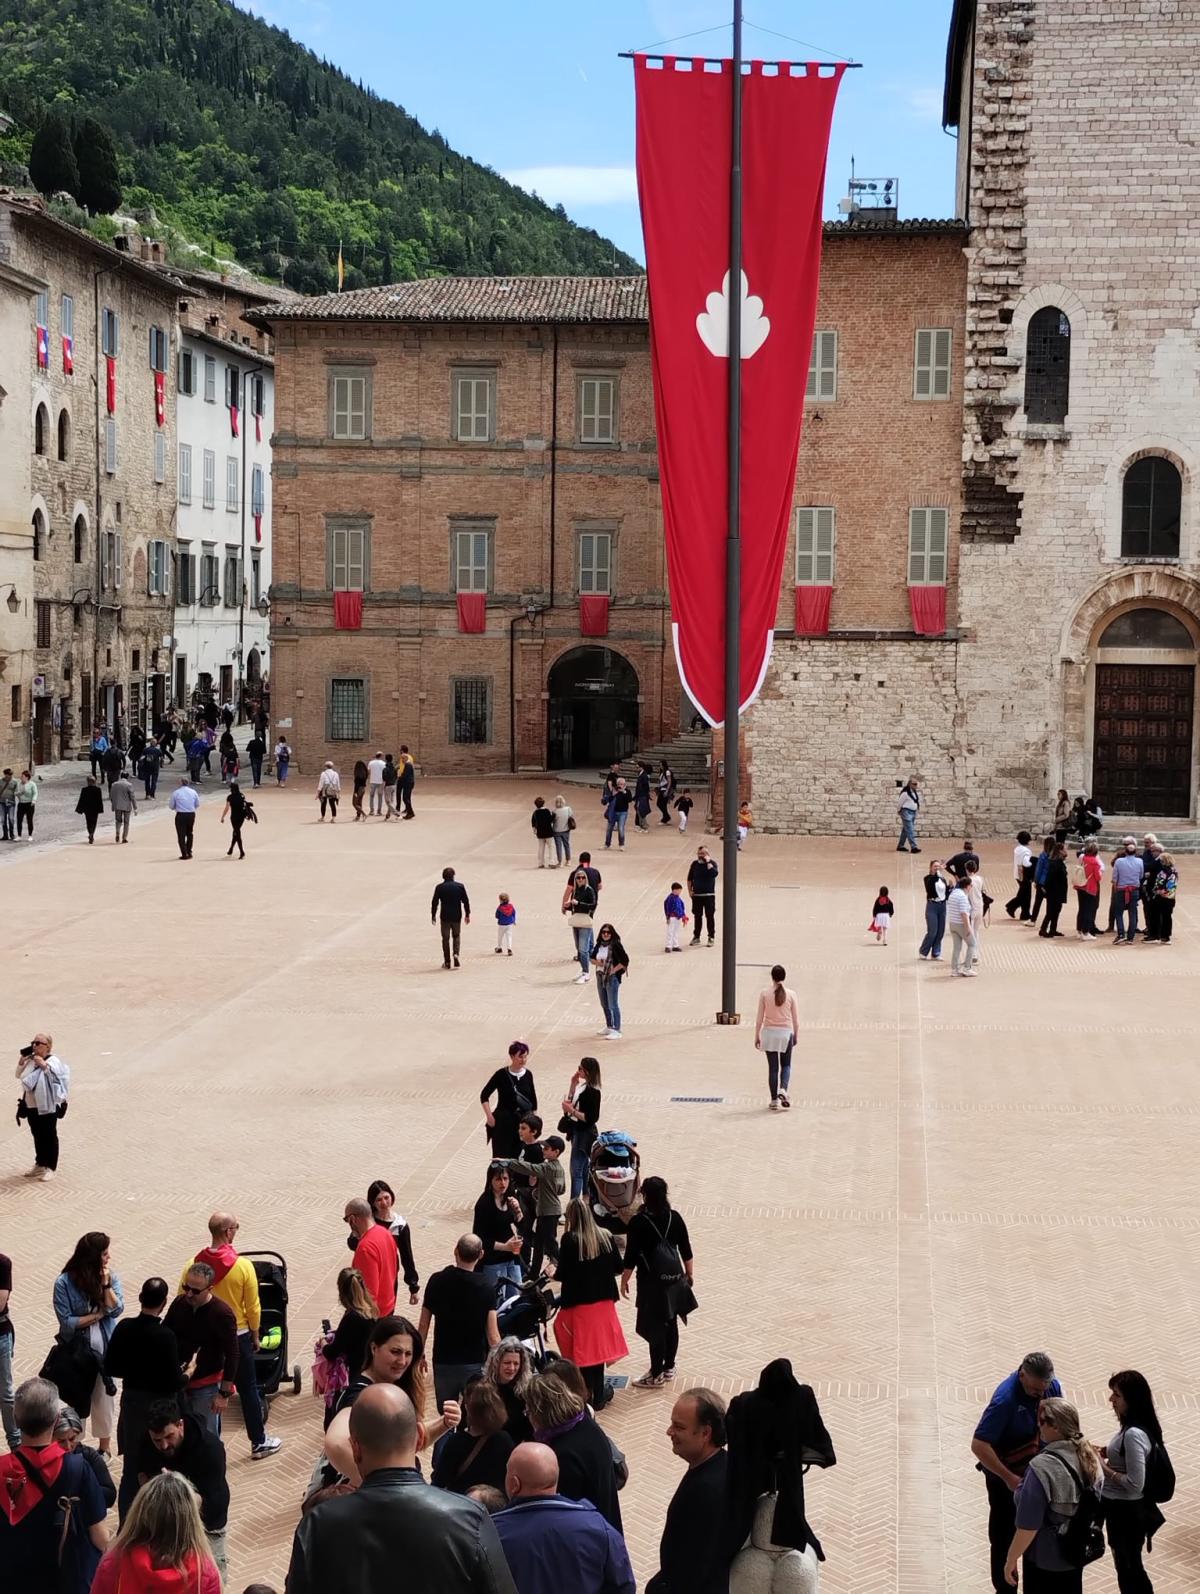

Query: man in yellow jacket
[{"left": 180, "top": 1212, "right": 282, "bottom": 1459}]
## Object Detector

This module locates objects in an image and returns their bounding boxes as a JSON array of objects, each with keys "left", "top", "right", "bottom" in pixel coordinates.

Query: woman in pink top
[
  {"left": 754, "top": 965, "right": 800, "bottom": 1113},
  {"left": 1075, "top": 839, "right": 1105, "bottom": 938}
]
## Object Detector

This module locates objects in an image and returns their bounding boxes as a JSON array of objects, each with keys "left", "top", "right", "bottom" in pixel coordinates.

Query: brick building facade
[{"left": 255, "top": 226, "right": 967, "bottom": 784}]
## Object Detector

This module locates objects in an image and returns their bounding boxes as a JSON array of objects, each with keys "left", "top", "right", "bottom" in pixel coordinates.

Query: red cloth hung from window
[
  {"left": 62, "top": 335, "right": 73, "bottom": 375},
  {"left": 105, "top": 356, "right": 116, "bottom": 414},
  {"left": 255, "top": 412, "right": 262, "bottom": 444},
  {"left": 580, "top": 594, "right": 610, "bottom": 637},
  {"left": 253, "top": 513, "right": 262, "bottom": 544},
  {"left": 230, "top": 403, "right": 240, "bottom": 438},
  {"left": 909, "top": 585, "right": 947, "bottom": 636},
  {"left": 634, "top": 55, "right": 844, "bottom": 727},
  {"left": 36, "top": 323, "right": 49, "bottom": 369},
  {"left": 794, "top": 585, "right": 833, "bottom": 635},
  {"left": 333, "top": 590, "right": 363, "bottom": 629},
  {"left": 457, "top": 592, "right": 486, "bottom": 634},
  {"left": 154, "top": 370, "right": 165, "bottom": 427}
]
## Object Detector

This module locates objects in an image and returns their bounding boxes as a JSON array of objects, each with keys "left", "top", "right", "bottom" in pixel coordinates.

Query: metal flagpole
[{"left": 718, "top": 0, "right": 743, "bottom": 1025}]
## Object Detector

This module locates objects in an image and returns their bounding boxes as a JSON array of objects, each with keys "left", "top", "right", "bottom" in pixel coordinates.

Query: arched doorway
[
  {"left": 547, "top": 646, "right": 639, "bottom": 769},
  {"left": 1093, "top": 607, "right": 1197, "bottom": 815},
  {"left": 246, "top": 647, "right": 262, "bottom": 687}
]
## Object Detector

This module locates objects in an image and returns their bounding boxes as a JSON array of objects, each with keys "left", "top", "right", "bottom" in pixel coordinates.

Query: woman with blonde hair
[
  {"left": 552, "top": 1198, "right": 627, "bottom": 1411},
  {"left": 552, "top": 793, "right": 574, "bottom": 866},
  {"left": 318, "top": 1267, "right": 378, "bottom": 1425},
  {"left": 91, "top": 1471, "right": 220, "bottom": 1593},
  {"left": 481, "top": 1337, "right": 535, "bottom": 1440},
  {"left": 1005, "top": 1396, "right": 1102, "bottom": 1592},
  {"left": 524, "top": 1370, "right": 622, "bottom": 1532}
]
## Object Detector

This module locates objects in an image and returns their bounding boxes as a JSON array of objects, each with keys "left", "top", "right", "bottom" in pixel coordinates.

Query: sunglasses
[{"left": 181, "top": 1284, "right": 206, "bottom": 1296}]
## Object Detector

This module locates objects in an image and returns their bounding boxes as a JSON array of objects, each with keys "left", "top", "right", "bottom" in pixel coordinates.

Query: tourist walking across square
[
  {"left": 398, "top": 744, "right": 417, "bottom": 819},
  {"left": 432, "top": 865, "right": 471, "bottom": 968},
  {"left": 1112, "top": 840, "right": 1145, "bottom": 943},
  {"left": 109, "top": 770, "right": 137, "bottom": 843},
  {"left": 168, "top": 777, "right": 200, "bottom": 860},
  {"left": 532, "top": 796, "right": 556, "bottom": 866},
  {"left": 418, "top": 1234, "right": 499, "bottom": 1412},
  {"left": 343, "top": 1198, "right": 399, "bottom": 1317},
  {"left": 896, "top": 776, "right": 921, "bottom": 852},
  {"left": 687, "top": 846, "right": 719, "bottom": 946},
  {"left": 0, "top": 767, "right": 17, "bottom": 840},
  {"left": 316, "top": 761, "right": 341, "bottom": 820},
  {"left": 947, "top": 873, "right": 976, "bottom": 976},
  {"left": 366, "top": 751, "right": 386, "bottom": 815}
]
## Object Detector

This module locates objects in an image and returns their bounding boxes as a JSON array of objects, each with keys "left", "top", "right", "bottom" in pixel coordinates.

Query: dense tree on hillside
[
  {"left": 74, "top": 117, "right": 123, "bottom": 213},
  {"left": 29, "top": 109, "right": 78, "bottom": 198},
  {"left": 0, "top": 0, "right": 639, "bottom": 286}
]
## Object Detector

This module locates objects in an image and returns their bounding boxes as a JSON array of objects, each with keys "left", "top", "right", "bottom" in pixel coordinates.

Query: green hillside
[{"left": 0, "top": 0, "right": 639, "bottom": 290}]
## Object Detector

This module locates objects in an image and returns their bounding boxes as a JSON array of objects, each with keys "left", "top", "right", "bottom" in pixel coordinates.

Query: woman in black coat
[
  {"left": 723, "top": 1358, "right": 835, "bottom": 1566},
  {"left": 524, "top": 1369, "right": 622, "bottom": 1534},
  {"left": 621, "top": 1175, "right": 695, "bottom": 1389},
  {"left": 431, "top": 1382, "right": 514, "bottom": 1495},
  {"left": 472, "top": 1162, "right": 525, "bottom": 1300},
  {"left": 1038, "top": 842, "right": 1069, "bottom": 938},
  {"left": 75, "top": 775, "right": 105, "bottom": 843},
  {"left": 479, "top": 1041, "right": 537, "bottom": 1158}
]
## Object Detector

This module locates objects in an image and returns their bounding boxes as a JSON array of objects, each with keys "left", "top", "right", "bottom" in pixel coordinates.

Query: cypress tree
[
  {"left": 29, "top": 110, "right": 80, "bottom": 200},
  {"left": 74, "top": 118, "right": 123, "bottom": 214}
]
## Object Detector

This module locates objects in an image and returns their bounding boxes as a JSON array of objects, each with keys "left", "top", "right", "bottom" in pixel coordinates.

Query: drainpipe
[
  {"left": 548, "top": 326, "right": 558, "bottom": 610},
  {"left": 238, "top": 357, "right": 265, "bottom": 721},
  {"left": 92, "top": 266, "right": 114, "bottom": 739},
  {"left": 509, "top": 603, "right": 542, "bottom": 773}
]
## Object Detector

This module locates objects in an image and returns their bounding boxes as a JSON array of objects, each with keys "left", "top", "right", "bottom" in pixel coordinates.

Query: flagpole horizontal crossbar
[{"left": 620, "top": 51, "right": 861, "bottom": 68}]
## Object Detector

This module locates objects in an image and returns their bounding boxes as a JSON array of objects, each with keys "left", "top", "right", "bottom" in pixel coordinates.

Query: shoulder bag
[{"left": 644, "top": 1213, "right": 699, "bottom": 1320}]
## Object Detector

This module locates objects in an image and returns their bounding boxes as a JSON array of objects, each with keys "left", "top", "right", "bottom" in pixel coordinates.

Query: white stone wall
[{"left": 748, "top": 638, "right": 967, "bottom": 835}]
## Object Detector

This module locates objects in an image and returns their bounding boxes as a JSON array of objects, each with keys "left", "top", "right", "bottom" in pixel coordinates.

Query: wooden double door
[{"left": 1093, "top": 663, "right": 1193, "bottom": 816}]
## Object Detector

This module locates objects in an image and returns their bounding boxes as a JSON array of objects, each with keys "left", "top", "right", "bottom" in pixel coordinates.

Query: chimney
[{"left": 140, "top": 238, "right": 164, "bottom": 264}]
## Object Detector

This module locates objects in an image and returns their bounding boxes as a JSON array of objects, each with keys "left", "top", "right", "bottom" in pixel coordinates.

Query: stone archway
[
  {"left": 1060, "top": 568, "right": 1200, "bottom": 816},
  {"left": 546, "top": 645, "right": 640, "bottom": 769}
]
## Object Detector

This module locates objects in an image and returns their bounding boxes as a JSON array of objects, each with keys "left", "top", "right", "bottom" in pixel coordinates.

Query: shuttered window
[
  {"left": 914, "top": 328, "right": 952, "bottom": 400},
  {"left": 806, "top": 330, "right": 838, "bottom": 401},
  {"left": 908, "top": 508, "right": 949, "bottom": 584},
  {"left": 795, "top": 507, "right": 836, "bottom": 584}
]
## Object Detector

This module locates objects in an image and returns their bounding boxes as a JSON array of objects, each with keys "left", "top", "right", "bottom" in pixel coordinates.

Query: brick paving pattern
[{"left": 2, "top": 781, "right": 1197, "bottom": 1591}]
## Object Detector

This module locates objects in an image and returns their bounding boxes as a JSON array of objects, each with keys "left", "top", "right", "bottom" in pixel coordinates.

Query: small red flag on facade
[
  {"left": 105, "top": 356, "right": 116, "bottom": 414},
  {"left": 230, "top": 403, "right": 240, "bottom": 438},
  {"left": 154, "top": 370, "right": 165, "bottom": 428},
  {"left": 633, "top": 54, "right": 844, "bottom": 725},
  {"left": 62, "top": 334, "right": 73, "bottom": 375},
  {"left": 36, "top": 323, "right": 49, "bottom": 369}
]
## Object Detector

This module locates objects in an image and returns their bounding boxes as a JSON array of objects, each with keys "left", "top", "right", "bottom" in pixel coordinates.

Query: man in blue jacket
[
  {"left": 970, "top": 1351, "right": 1061, "bottom": 1594},
  {"left": 493, "top": 1442, "right": 634, "bottom": 1594}
]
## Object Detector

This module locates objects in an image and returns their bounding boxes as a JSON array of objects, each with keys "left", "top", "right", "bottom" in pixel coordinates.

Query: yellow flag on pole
[{"left": 337, "top": 242, "right": 345, "bottom": 291}]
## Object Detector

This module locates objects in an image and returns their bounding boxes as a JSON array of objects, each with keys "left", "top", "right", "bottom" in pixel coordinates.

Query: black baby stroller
[
  {"left": 496, "top": 1274, "right": 559, "bottom": 1369},
  {"left": 589, "top": 1130, "right": 642, "bottom": 1234},
  {"left": 243, "top": 1251, "right": 303, "bottom": 1409}
]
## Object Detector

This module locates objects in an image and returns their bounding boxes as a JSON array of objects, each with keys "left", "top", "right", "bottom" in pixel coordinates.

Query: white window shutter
[
  {"left": 815, "top": 508, "right": 835, "bottom": 583},
  {"left": 115, "top": 532, "right": 123, "bottom": 588},
  {"left": 909, "top": 509, "right": 927, "bottom": 583}
]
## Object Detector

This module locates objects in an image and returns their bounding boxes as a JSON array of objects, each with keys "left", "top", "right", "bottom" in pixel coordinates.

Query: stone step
[{"left": 1104, "top": 818, "right": 1200, "bottom": 853}]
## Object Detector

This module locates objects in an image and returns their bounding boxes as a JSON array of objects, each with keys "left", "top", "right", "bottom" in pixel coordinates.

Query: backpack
[
  {"left": 1073, "top": 861, "right": 1089, "bottom": 889},
  {"left": 1143, "top": 1439, "right": 1176, "bottom": 1504},
  {"left": 13, "top": 1449, "right": 97, "bottom": 1594},
  {"left": 1040, "top": 1453, "right": 1106, "bottom": 1570}
]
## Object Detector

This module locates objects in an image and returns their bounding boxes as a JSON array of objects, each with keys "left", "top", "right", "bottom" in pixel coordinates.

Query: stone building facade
[
  {"left": 0, "top": 256, "right": 44, "bottom": 772},
  {"left": 943, "top": 0, "right": 1200, "bottom": 830},
  {"left": 255, "top": 227, "right": 968, "bottom": 783},
  {"left": 0, "top": 197, "right": 181, "bottom": 762}
]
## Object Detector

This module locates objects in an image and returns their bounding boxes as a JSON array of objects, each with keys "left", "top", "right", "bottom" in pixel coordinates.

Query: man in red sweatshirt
[
  {"left": 344, "top": 1198, "right": 398, "bottom": 1316},
  {"left": 181, "top": 1212, "right": 281, "bottom": 1460}
]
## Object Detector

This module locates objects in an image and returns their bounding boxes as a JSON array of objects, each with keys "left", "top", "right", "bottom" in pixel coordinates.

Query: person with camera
[{"left": 15, "top": 1032, "right": 69, "bottom": 1181}]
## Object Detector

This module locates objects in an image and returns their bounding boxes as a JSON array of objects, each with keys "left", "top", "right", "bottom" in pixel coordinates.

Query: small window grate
[{"left": 669, "top": 1096, "right": 725, "bottom": 1103}]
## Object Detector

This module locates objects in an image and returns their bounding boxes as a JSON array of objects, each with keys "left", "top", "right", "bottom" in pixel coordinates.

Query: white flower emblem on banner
[{"left": 695, "top": 269, "right": 771, "bottom": 358}]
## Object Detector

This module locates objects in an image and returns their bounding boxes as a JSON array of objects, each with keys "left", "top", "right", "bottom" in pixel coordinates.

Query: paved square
[{"left": 3, "top": 782, "right": 1197, "bottom": 1591}]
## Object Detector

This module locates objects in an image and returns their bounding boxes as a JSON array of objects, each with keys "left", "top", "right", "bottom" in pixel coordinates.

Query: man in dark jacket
[
  {"left": 398, "top": 744, "right": 417, "bottom": 819},
  {"left": 286, "top": 1383, "right": 515, "bottom": 1594},
  {"left": 648, "top": 1390, "right": 729, "bottom": 1594},
  {"left": 245, "top": 733, "right": 266, "bottom": 788},
  {"left": 432, "top": 867, "right": 471, "bottom": 970},
  {"left": 101, "top": 742, "right": 124, "bottom": 789},
  {"left": 686, "top": 847, "right": 719, "bottom": 945},
  {"left": 163, "top": 1264, "right": 238, "bottom": 1434},
  {"left": 531, "top": 797, "right": 556, "bottom": 867},
  {"left": 138, "top": 1398, "right": 229, "bottom": 1577},
  {"left": 104, "top": 1275, "right": 182, "bottom": 1518},
  {"left": 495, "top": 1442, "right": 634, "bottom": 1594}
]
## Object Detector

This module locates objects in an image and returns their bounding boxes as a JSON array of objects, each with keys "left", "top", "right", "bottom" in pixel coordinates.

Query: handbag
[
  {"left": 1073, "top": 861, "right": 1088, "bottom": 889},
  {"left": 645, "top": 1213, "right": 699, "bottom": 1320},
  {"left": 567, "top": 815, "right": 576, "bottom": 831}
]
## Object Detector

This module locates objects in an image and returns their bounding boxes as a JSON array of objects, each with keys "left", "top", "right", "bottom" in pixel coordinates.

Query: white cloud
[
  {"left": 502, "top": 165, "right": 639, "bottom": 206},
  {"left": 907, "top": 86, "right": 944, "bottom": 123}
]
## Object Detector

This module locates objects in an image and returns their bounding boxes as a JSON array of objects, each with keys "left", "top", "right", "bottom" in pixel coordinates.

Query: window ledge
[
  {"left": 1022, "top": 422, "right": 1069, "bottom": 441},
  {"left": 1112, "top": 556, "right": 1181, "bottom": 565}
]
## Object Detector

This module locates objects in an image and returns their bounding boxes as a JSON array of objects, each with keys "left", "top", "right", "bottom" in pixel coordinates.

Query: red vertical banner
[
  {"left": 36, "top": 323, "right": 49, "bottom": 369},
  {"left": 230, "top": 403, "right": 240, "bottom": 438},
  {"left": 255, "top": 412, "right": 262, "bottom": 444},
  {"left": 62, "top": 335, "right": 74, "bottom": 375},
  {"left": 105, "top": 356, "right": 116, "bottom": 414},
  {"left": 154, "top": 370, "right": 165, "bottom": 427},
  {"left": 253, "top": 512, "right": 262, "bottom": 543},
  {"left": 634, "top": 55, "right": 843, "bottom": 725}
]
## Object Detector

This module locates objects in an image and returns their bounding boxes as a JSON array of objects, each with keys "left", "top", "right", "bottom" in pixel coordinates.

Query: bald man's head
[
  {"left": 505, "top": 1441, "right": 560, "bottom": 1501},
  {"left": 208, "top": 1212, "right": 237, "bottom": 1241},
  {"left": 349, "top": 1382, "right": 418, "bottom": 1473}
]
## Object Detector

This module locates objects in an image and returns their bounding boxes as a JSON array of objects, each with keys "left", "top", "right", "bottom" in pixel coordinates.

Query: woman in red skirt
[{"left": 553, "top": 1198, "right": 627, "bottom": 1410}]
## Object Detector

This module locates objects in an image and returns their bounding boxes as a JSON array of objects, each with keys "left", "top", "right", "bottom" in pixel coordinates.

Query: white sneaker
[
  {"left": 604, "top": 1030, "right": 622, "bottom": 1040},
  {"left": 574, "top": 974, "right": 590, "bottom": 985},
  {"left": 38, "top": 1167, "right": 55, "bottom": 1180},
  {"left": 960, "top": 969, "right": 978, "bottom": 978},
  {"left": 597, "top": 1028, "right": 612, "bottom": 1036},
  {"left": 769, "top": 1099, "right": 781, "bottom": 1112}
]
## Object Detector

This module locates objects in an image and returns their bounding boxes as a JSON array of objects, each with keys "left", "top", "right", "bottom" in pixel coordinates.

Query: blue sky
[{"left": 245, "top": 0, "right": 958, "bottom": 264}]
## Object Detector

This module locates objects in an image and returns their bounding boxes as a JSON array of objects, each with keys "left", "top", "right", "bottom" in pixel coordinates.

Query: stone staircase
[
  {"left": 618, "top": 729, "right": 711, "bottom": 787},
  {"left": 1104, "top": 818, "right": 1200, "bottom": 853}
]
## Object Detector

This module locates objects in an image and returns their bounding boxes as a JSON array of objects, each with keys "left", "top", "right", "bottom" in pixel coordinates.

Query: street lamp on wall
[{"left": 2, "top": 585, "right": 21, "bottom": 614}]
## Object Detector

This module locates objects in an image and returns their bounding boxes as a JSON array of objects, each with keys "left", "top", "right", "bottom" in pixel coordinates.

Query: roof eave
[
  {"left": 7, "top": 202, "right": 185, "bottom": 301},
  {"left": 943, "top": 0, "right": 975, "bottom": 128}
]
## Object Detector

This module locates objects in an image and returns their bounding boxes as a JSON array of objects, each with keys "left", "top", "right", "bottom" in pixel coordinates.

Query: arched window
[
  {"left": 32, "top": 509, "right": 45, "bottom": 562},
  {"left": 1099, "top": 608, "right": 1193, "bottom": 649},
  {"left": 1024, "top": 306, "right": 1071, "bottom": 424},
  {"left": 74, "top": 513, "right": 86, "bottom": 564},
  {"left": 1121, "top": 456, "right": 1181, "bottom": 559},
  {"left": 34, "top": 403, "right": 49, "bottom": 456},
  {"left": 57, "top": 409, "right": 70, "bottom": 461}
]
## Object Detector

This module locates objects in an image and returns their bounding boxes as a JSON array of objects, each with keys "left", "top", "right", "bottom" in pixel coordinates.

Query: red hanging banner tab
[
  {"left": 634, "top": 55, "right": 844, "bottom": 725},
  {"left": 333, "top": 590, "right": 363, "bottom": 629},
  {"left": 909, "top": 585, "right": 947, "bottom": 636},
  {"left": 62, "top": 335, "right": 74, "bottom": 375},
  {"left": 579, "top": 593, "right": 610, "bottom": 637},
  {"left": 36, "top": 323, "right": 49, "bottom": 369},
  {"left": 154, "top": 370, "right": 165, "bottom": 428},
  {"left": 255, "top": 412, "right": 262, "bottom": 444},
  {"left": 230, "top": 403, "right": 240, "bottom": 438},
  {"left": 456, "top": 593, "right": 486, "bottom": 634},
  {"left": 253, "top": 512, "right": 262, "bottom": 544},
  {"left": 794, "top": 585, "right": 833, "bottom": 636},
  {"left": 105, "top": 356, "right": 116, "bottom": 414}
]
